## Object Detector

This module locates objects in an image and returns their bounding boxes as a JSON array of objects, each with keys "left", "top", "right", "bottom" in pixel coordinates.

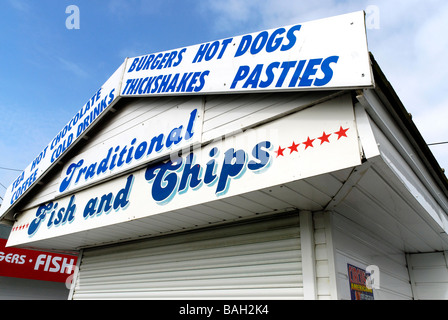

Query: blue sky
[{"left": 1, "top": 0, "right": 448, "bottom": 204}]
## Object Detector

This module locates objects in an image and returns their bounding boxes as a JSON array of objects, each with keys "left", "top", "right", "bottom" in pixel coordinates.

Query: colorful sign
[
  {"left": 347, "top": 264, "right": 374, "bottom": 300},
  {"left": 6, "top": 95, "right": 362, "bottom": 248},
  {"left": 0, "top": 239, "right": 77, "bottom": 282}
]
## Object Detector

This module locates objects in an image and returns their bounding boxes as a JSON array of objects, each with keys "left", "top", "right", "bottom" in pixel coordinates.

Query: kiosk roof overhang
[
  {"left": 0, "top": 11, "right": 375, "bottom": 222},
  {"left": 2, "top": 11, "right": 448, "bottom": 253}
]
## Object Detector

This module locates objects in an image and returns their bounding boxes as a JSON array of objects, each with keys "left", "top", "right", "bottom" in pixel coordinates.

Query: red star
[
  {"left": 335, "top": 126, "right": 349, "bottom": 140},
  {"left": 303, "top": 137, "right": 315, "bottom": 150},
  {"left": 275, "top": 146, "right": 286, "bottom": 157},
  {"left": 318, "top": 132, "right": 331, "bottom": 145},
  {"left": 288, "top": 141, "right": 300, "bottom": 154}
]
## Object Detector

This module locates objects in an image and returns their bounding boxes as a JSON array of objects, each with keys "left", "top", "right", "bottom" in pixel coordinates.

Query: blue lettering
[
  {"left": 83, "top": 198, "right": 97, "bottom": 218},
  {"left": 113, "top": 175, "right": 133, "bottom": 210},
  {"left": 83, "top": 175, "right": 133, "bottom": 218},
  {"left": 28, "top": 202, "right": 53, "bottom": 236},
  {"left": 173, "top": 48, "right": 186, "bottom": 67},
  {"left": 157, "top": 74, "right": 172, "bottom": 93},
  {"left": 288, "top": 60, "right": 307, "bottom": 87},
  {"left": 281, "top": 24, "right": 301, "bottom": 51},
  {"left": 251, "top": 31, "right": 268, "bottom": 55},
  {"left": 299, "top": 58, "right": 323, "bottom": 87},
  {"left": 166, "top": 126, "right": 183, "bottom": 149},
  {"left": 194, "top": 70, "right": 210, "bottom": 92},
  {"left": 259, "top": 62, "right": 279, "bottom": 88},
  {"left": 145, "top": 158, "right": 183, "bottom": 203},
  {"left": 164, "top": 51, "right": 177, "bottom": 68},
  {"left": 128, "top": 58, "right": 139, "bottom": 72},
  {"left": 143, "top": 54, "right": 155, "bottom": 70},
  {"left": 218, "top": 38, "right": 233, "bottom": 59},
  {"left": 186, "top": 72, "right": 202, "bottom": 92},
  {"left": 142, "top": 140, "right": 272, "bottom": 204},
  {"left": 151, "top": 53, "right": 163, "bottom": 70},
  {"left": 243, "top": 64, "right": 263, "bottom": 88},
  {"left": 178, "top": 153, "right": 202, "bottom": 193},
  {"left": 136, "top": 56, "right": 148, "bottom": 71},
  {"left": 204, "top": 147, "right": 218, "bottom": 185},
  {"left": 235, "top": 35, "right": 252, "bottom": 57},
  {"left": 248, "top": 141, "right": 272, "bottom": 171},
  {"left": 193, "top": 43, "right": 210, "bottom": 63},
  {"left": 231, "top": 66, "right": 250, "bottom": 89},
  {"left": 276, "top": 61, "right": 297, "bottom": 87},
  {"left": 266, "top": 28, "right": 285, "bottom": 52},
  {"left": 177, "top": 72, "right": 193, "bottom": 92},
  {"left": 216, "top": 148, "right": 246, "bottom": 195},
  {"left": 314, "top": 55, "right": 339, "bottom": 86},
  {"left": 156, "top": 52, "right": 171, "bottom": 70},
  {"left": 59, "top": 159, "right": 84, "bottom": 193}
]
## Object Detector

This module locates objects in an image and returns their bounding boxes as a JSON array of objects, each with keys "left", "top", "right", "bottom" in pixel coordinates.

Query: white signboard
[
  {"left": 120, "top": 11, "right": 373, "bottom": 97},
  {"left": 7, "top": 96, "right": 362, "bottom": 248}
]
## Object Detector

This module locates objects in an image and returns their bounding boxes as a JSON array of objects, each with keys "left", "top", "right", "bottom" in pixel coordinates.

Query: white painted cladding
[
  {"left": 71, "top": 213, "right": 302, "bottom": 300},
  {"left": 331, "top": 213, "right": 413, "bottom": 300},
  {"left": 407, "top": 252, "right": 448, "bottom": 299}
]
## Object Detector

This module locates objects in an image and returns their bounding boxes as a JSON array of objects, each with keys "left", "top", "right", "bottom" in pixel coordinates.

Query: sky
[{"left": 1, "top": 0, "right": 448, "bottom": 204}]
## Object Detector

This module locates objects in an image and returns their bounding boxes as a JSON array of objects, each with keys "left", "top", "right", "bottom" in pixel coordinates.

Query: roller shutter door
[{"left": 72, "top": 213, "right": 302, "bottom": 299}]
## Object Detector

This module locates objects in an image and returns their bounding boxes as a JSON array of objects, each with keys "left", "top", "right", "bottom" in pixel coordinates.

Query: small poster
[{"left": 347, "top": 264, "right": 374, "bottom": 300}]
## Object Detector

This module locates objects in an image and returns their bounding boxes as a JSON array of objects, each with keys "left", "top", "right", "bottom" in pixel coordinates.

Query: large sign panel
[
  {"left": 121, "top": 11, "right": 372, "bottom": 97},
  {"left": 7, "top": 95, "right": 362, "bottom": 248}
]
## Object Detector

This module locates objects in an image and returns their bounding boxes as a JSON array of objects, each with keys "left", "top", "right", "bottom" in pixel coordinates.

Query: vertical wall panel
[
  {"left": 407, "top": 252, "right": 448, "bottom": 300},
  {"left": 332, "top": 213, "right": 413, "bottom": 300}
]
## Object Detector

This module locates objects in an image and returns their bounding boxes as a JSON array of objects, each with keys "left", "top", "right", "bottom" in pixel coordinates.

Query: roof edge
[{"left": 369, "top": 52, "right": 448, "bottom": 199}]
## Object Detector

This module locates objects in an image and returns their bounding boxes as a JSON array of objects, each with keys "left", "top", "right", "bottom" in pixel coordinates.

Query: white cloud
[
  {"left": 57, "top": 57, "right": 89, "bottom": 78},
  {"left": 107, "top": 0, "right": 163, "bottom": 19},
  {"left": 7, "top": 0, "right": 30, "bottom": 12}
]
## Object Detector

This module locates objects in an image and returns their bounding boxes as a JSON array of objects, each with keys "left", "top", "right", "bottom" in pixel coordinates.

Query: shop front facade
[{"left": 2, "top": 11, "right": 448, "bottom": 300}]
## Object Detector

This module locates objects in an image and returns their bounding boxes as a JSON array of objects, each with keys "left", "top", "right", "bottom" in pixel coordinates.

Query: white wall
[
  {"left": 407, "top": 252, "right": 448, "bottom": 299},
  {"left": 330, "top": 212, "right": 413, "bottom": 300}
]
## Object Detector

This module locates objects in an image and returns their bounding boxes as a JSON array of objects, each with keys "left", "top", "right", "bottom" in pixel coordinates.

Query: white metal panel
[
  {"left": 407, "top": 252, "right": 448, "bottom": 300},
  {"left": 313, "top": 212, "right": 338, "bottom": 300},
  {"left": 361, "top": 89, "right": 448, "bottom": 236},
  {"left": 202, "top": 91, "right": 337, "bottom": 142},
  {"left": 71, "top": 213, "right": 302, "bottom": 300},
  {"left": 332, "top": 212, "right": 413, "bottom": 300}
]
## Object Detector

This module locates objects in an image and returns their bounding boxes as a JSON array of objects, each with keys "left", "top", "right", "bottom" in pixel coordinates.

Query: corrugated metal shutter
[{"left": 72, "top": 213, "right": 302, "bottom": 299}]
